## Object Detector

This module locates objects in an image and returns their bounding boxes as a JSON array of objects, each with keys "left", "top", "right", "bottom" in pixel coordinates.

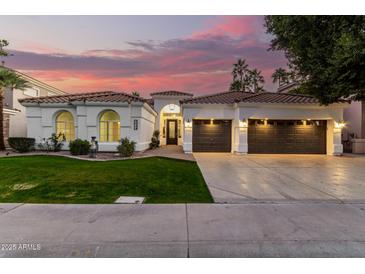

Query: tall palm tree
[
  {"left": 272, "top": 68, "right": 289, "bottom": 86},
  {"left": 231, "top": 58, "right": 248, "bottom": 91},
  {"left": 248, "top": 69, "right": 265, "bottom": 93},
  {"left": 0, "top": 68, "right": 30, "bottom": 150}
]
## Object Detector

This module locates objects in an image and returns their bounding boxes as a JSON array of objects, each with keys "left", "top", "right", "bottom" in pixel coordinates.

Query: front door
[{"left": 166, "top": 119, "right": 178, "bottom": 145}]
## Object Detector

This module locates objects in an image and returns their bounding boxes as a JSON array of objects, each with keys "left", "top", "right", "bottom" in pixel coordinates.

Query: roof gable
[{"left": 150, "top": 90, "right": 193, "bottom": 97}]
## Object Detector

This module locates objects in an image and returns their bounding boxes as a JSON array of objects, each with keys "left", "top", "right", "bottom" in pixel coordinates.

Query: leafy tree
[
  {"left": 271, "top": 68, "right": 290, "bottom": 86},
  {"left": 265, "top": 16, "right": 365, "bottom": 104},
  {"left": 132, "top": 91, "right": 140, "bottom": 97},
  {"left": 247, "top": 69, "right": 265, "bottom": 93},
  {"left": 0, "top": 67, "right": 30, "bottom": 150}
]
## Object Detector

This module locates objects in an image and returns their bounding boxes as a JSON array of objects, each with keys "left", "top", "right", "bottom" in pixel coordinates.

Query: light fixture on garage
[
  {"left": 239, "top": 118, "right": 248, "bottom": 128},
  {"left": 334, "top": 120, "right": 346, "bottom": 129},
  {"left": 185, "top": 118, "right": 192, "bottom": 128}
]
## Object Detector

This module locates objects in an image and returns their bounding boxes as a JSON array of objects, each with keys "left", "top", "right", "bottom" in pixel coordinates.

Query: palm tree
[
  {"left": 0, "top": 39, "right": 9, "bottom": 57},
  {"left": 272, "top": 68, "right": 289, "bottom": 86},
  {"left": 231, "top": 58, "right": 248, "bottom": 91},
  {"left": 0, "top": 68, "right": 30, "bottom": 150},
  {"left": 247, "top": 69, "right": 265, "bottom": 93},
  {"left": 132, "top": 91, "right": 140, "bottom": 97},
  {"left": 229, "top": 80, "right": 242, "bottom": 91}
]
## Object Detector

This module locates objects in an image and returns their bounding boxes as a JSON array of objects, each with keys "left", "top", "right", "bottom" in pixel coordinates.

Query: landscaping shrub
[
  {"left": 49, "top": 133, "right": 65, "bottom": 152},
  {"left": 117, "top": 137, "right": 136, "bottom": 157},
  {"left": 8, "top": 137, "right": 35, "bottom": 153},
  {"left": 69, "top": 139, "right": 91, "bottom": 155},
  {"left": 149, "top": 130, "right": 160, "bottom": 149}
]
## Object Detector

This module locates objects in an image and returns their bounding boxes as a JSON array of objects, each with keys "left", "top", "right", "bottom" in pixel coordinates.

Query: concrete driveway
[{"left": 194, "top": 153, "right": 365, "bottom": 203}]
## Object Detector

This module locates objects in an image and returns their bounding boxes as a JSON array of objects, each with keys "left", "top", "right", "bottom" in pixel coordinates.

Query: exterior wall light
[
  {"left": 185, "top": 118, "right": 192, "bottom": 128},
  {"left": 334, "top": 121, "right": 346, "bottom": 129},
  {"left": 239, "top": 119, "right": 248, "bottom": 128}
]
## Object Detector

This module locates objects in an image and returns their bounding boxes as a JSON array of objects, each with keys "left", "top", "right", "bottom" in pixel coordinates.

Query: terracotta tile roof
[
  {"left": 181, "top": 91, "right": 321, "bottom": 104},
  {"left": 150, "top": 90, "right": 193, "bottom": 97},
  {"left": 19, "top": 91, "right": 145, "bottom": 104},
  {"left": 181, "top": 91, "right": 260, "bottom": 104},
  {"left": 239, "top": 92, "right": 320, "bottom": 104}
]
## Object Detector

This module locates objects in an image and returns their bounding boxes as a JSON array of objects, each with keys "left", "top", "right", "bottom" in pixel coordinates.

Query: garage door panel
[
  {"left": 248, "top": 119, "right": 326, "bottom": 154},
  {"left": 193, "top": 120, "right": 232, "bottom": 152}
]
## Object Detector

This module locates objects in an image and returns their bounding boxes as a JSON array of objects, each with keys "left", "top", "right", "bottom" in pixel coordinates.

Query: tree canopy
[{"left": 265, "top": 15, "right": 365, "bottom": 104}]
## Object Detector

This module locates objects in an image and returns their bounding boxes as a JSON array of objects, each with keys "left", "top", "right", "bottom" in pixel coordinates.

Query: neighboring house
[
  {"left": 276, "top": 82, "right": 299, "bottom": 94},
  {"left": 2, "top": 69, "right": 65, "bottom": 145},
  {"left": 343, "top": 100, "right": 365, "bottom": 153},
  {"left": 19, "top": 90, "right": 348, "bottom": 155}
]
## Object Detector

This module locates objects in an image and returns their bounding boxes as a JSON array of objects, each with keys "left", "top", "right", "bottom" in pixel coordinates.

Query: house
[
  {"left": 19, "top": 90, "right": 348, "bottom": 155},
  {"left": 343, "top": 100, "right": 365, "bottom": 153},
  {"left": 2, "top": 69, "right": 65, "bottom": 145}
]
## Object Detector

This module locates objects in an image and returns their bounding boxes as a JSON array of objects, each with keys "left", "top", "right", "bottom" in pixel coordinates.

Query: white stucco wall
[{"left": 24, "top": 102, "right": 156, "bottom": 152}]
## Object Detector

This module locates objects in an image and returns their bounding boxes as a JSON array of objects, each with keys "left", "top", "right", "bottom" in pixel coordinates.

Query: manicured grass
[{"left": 0, "top": 156, "right": 213, "bottom": 204}]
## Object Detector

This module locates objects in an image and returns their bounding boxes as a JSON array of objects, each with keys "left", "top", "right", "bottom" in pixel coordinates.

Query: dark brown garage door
[
  {"left": 248, "top": 119, "right": 327, "bottom": 154},
  {"left": 193, "top": 120, "right": 232, "bottom": 152}
]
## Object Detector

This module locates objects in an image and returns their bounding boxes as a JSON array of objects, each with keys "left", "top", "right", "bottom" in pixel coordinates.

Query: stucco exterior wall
[{"left": 24, "top": 103, "right": 156, "bottom": 152}]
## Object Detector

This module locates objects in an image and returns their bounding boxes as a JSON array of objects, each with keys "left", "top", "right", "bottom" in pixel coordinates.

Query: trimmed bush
[
  {"left": 117, "top": 137, "right": 136, "bottom": 157},
  {"left": 149, "top": 130, "right": 160, "bottom": 149},
  {"left": 69, "top": 139, "right": 91, "bottom": 155},
  {"left": 8, "top": 137, "right": 35, "bottom": 153}
]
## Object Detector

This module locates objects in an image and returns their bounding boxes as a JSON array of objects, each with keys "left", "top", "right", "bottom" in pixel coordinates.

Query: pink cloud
[
  {"left": 192, "top": 16, "right": 262, "bottom": 38},
  {"left": 7, "top": 16, "right": 286, "bottom": 95}
]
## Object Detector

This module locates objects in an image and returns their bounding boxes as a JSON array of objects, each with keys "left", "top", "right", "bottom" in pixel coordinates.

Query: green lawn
[{"left": 0, "top": 156, "right": 213, "bottom": 204}]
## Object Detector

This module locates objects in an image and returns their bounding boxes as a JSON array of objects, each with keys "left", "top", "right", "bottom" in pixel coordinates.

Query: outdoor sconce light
[
  {"left": 185, "top": 118, "right": 192, "bottom": 128},
  {"left": 239, "top": 118, "right": 248, "bottom": 128},
  {"left": 89, "top": 136, "right": 98, "bottom": 158},
  {"left": 334, "top": 121, "right": 346, "bottom": 129}
]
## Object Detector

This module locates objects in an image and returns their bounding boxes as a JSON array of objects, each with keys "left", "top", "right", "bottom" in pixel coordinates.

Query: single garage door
[
  {"left": 248, "top": 119, "right": 327, "bottom": 154},
  {"left": 193, "top": 119, "right": 232, "bottom": 152}
]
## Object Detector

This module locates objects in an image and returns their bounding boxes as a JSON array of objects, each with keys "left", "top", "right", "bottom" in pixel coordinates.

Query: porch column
[
  {"left": 183, "top": 119, "right": 192, "bottom": 153},
  {"left": 235, "top": 120, "right": 248, "bottom": 154},
  {"left": 327, "top": 119, "right": 343, "bottom": 155}
]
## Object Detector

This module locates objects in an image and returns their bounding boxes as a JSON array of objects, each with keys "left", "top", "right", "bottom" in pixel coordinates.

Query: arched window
[
  {"left": 99, "top": 111, "right": 120, "bottom": 142},
  {"left": 55, "top": 111, "right": 75, "bottom": 141}
]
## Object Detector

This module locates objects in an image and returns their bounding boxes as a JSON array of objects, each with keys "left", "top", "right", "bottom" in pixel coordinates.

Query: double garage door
[{"left": 192, "top": 119, "right": 327, "bottom": 154}]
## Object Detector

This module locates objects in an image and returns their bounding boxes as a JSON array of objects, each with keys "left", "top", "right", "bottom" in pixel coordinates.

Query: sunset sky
[{"left": 0, "top": 16, "right": 287, "bottom": 96}]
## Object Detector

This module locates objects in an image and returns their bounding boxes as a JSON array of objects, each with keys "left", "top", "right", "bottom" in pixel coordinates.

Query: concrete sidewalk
[{"left": 2, "top": 202, "right": 365, "bottom": 257}]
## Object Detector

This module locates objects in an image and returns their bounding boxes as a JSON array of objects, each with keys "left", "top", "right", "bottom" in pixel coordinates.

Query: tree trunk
[{"left": 0, "top": 91, "right": 6, "bottom": 150}]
